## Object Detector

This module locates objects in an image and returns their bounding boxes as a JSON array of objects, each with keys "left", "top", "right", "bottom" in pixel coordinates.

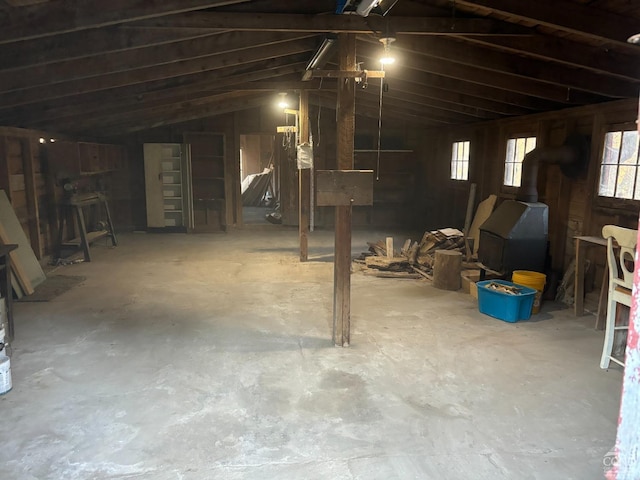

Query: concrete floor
[{"left": 0, "top": 228, "right": 622, "bottom": 480}]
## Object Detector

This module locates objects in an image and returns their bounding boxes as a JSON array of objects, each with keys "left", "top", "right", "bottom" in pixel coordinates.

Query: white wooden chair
[{"left": 600, "top": 225, "right": 637, "bottom": 369}]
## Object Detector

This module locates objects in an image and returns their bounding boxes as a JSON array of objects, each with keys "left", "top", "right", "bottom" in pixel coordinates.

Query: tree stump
[{"left": 433, "top": 250, "right": 462, "bottom": 290}]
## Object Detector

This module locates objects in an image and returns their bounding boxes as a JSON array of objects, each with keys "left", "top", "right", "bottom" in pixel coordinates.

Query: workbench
[{"left": 57, "top": 193, "right": 117, "bottom": 262}]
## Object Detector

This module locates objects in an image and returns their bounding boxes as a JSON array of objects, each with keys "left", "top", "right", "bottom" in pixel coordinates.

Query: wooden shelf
[
  {"left": 80, "top": 170, "right": 117, "bottom": 176},
  {"left": 61, "top": 229, "right": 109, "bottom": 247}
]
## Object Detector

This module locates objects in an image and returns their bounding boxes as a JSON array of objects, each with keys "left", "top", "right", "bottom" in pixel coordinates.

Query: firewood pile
[{"left": 354, "top": 228, "right": 466, "bottom": 279}]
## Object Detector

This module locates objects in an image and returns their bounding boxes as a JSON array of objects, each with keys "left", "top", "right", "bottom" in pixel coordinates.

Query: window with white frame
[
  {"left": 504, "top": 136, "right": 537, "bottom": 187},
  {"left": 599, "top": 129, "right": 640, "bottom": 200},
  {"left": 451, "top": 140, "right": 470, "bottom": 180}
]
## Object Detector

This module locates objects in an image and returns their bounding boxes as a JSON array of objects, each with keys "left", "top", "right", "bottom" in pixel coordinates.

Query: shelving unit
[
  {"left": 47, "top": 140, "right": 126, "bottom": 176},
  {"left": 144, "top": 143, "right": 193, "bottom": 230}
]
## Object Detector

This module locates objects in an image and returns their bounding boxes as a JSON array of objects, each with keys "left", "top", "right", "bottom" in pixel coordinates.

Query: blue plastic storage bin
[{"left": 476, "top": 279, "right": 537, "bottom": 323}]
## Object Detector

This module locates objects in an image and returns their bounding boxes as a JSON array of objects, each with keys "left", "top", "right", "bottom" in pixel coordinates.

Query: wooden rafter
[
  {"left": 0, "top": 39, "right": 316, "bottom": 108},
  {"left": 97, "top": 93, "right": 272, "bottom": 137},
  {"left": 0, "top": 26, "right": 222, "bottom": 70},
  {"left": 359, "top": 37, "right": 639, "bottom": 99},
  {"left": 0, "top": 0, "right": 251, "bottom": 44},
  {"left": 5, "top": 62, "right": 308, "bottom": 129},
  {"left": 457, "top": 35, "right": 640, "bottom": 82},
  {"left": 450, "top": 0, "right": 640, "bottom": 50},
  {"left": 0, "top": 31, "right": 313, "bottom": 91},
  {"left": 132, "top": 11, "right": 531, "bottom": 35},
  {"left": 357, "top": 43, "right": 606, "bottom": 104},
  {"left": 34, "top": 69, "right": 308, "bottom": 132}
]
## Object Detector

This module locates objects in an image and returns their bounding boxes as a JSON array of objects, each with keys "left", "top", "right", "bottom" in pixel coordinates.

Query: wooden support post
[
  {"left": 22, "top": 137, "right": 42, "bottom": 259},
  {"left": 386, "top": 236, "right": 394, "bottom": 259},
  {"left": 333, "top": 33, "right": 356, "bottom": 347},
  {"left": 0, "top": 136, "right": 10, "bottom": 197},
  {"left": 233, "top": 111, "right": 243, "bottom": 227},
  {"left": 299, "top": 89, "right": 310, "bottom": 262}
]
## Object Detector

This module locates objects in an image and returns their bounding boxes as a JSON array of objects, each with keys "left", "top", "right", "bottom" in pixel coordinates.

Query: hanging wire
[
  {"left": 316, "top": 78, "right": 323, "bottom": 147},
  {"left": 451, "top": 0, "right": 457, "bottom": 30},
  {"left": 376, "top": 66, "right": 385, "bottom": 181}
]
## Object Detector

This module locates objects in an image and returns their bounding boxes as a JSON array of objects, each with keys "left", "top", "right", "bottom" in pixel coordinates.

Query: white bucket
[{"left": 0, "top": 354, "right": 11, "bottom": 395}]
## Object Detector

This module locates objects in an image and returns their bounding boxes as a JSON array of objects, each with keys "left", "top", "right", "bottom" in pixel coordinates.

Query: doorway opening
[{"left": 239, "top": 134, "right": 278, "bottom": 225}]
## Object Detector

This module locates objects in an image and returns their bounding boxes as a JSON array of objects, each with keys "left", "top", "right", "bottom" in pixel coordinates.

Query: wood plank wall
[
  {"left": 421, "top": 98, "right": 639, "bottom": 288},
  {"left": 0, "top": 127, "right": 130, "bottom": 259}
]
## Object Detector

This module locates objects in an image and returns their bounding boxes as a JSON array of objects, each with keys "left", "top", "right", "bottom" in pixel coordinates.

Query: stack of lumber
[
  {"left": 0, "top": 190, "right": 46, "bottom": 297},
  {"left": 354, "top": 228, "right": 467, "bottom": 279},
  {"left": 241, "top": 167, "right": 273, "bottom": 206}
]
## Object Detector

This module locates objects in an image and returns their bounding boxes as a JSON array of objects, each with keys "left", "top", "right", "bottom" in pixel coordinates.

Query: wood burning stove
[
  {"left": 478, "top": 134, "right": 588, "bottom": 277},
  {"left": 478, "top": 200, "right": 548, "bottom": 275}
]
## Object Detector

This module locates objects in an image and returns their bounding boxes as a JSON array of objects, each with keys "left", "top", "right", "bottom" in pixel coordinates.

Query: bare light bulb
[{"left": 379, "top": 37, "right": 396, "bottom": 65}]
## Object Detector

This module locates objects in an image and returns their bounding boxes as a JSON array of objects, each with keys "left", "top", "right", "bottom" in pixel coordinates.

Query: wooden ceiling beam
[
  {"left": 0, "top": 39, "right": 315, "bottom": 108},
  {"left": 0, "top": 0, "right": 251, "bottom": 44},
  {"left": 56, "top": 91, "right": 257, "bottom": 133},
  {"left": 357, "top": 43, "right": 605, "bottom": 104},
  {"left": 458, "top": 35, "right": 640, "bottom": 82},
  {"left": 311, "top": 93, "right": 443, "bottom": 127},
  {"left": 355, "top": 90, "right": 486, "bottom": 124},
  {"left": 0, "top": 26, "right": 222, "bottom": 70},
  {"left": 27, "top": 68, "right": 307, "bottom": 131},
  {"left": 226, "top": 76, "right": 527, "bottom": 116},
  {"left": 360, "top": 37, "right": 638, "bottom": 99},
  {"left": 373, "top": 77, "right": 531, "bottom": 116},
  {"left": 393, "top": 68, "right": 561, "bottom": 111},
  {"left": 359, "top": 83, "right": 501, "bottom": 120},
  {"left": 2, "top": 59, "right": 308, "bottom": 127},
  {"left": 0, "top": 31, "right": 313, "bottom": 91},
  {"left": 96, "top": 93, "right": 272, "bottom": 137},
  {"left": 451, "top": 0, "right": 640, "bottom": 50},
  {"left": 133, "top": 11, "right": 531, "bottom": 35}
]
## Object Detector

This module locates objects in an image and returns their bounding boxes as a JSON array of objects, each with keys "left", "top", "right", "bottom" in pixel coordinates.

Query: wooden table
[
  {"left": 0, "top": 244, "right": 18, "bottom": 341},
  {"left": 574, "top": 235, "right": 612, "bottom": 329}
]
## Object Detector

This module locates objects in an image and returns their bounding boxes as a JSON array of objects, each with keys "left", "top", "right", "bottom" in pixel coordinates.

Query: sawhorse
[{"left": 57, "top": 193, "right": 117, "bottom": 262}]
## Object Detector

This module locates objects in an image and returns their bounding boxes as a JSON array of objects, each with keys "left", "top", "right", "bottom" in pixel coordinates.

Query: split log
[
  {"left": 411, "top": 266, "right": 433, "bottom": 280},
  {"left": 386, "top": 237, "right": 394, "bottom": 259},
  {"left": 433, "top": 249, "right": 462, "bottom": 291}
]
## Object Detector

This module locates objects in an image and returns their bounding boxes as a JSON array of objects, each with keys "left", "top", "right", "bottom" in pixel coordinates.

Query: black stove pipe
[{"left": 517, "top": 134, "right": 589, "bottom": 203}]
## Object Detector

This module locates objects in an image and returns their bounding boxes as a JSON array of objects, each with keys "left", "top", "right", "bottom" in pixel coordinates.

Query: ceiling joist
[
  {"left": 132, "top": 11, "right": 531, "bottom": 35},
  {"left": 0, "top": 0, "right": 251, "bottom": 44}
]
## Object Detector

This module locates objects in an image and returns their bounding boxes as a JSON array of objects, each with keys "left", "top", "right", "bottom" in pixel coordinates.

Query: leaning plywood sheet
[
  {"left": 0, "top": 221, "right": 25, "bottom": 299},
  {"left": 0, "top": 190, "right": 45, "bottom": 295},
  {"left": 469, "top": 194, "right": 497, "bottom": 256}
]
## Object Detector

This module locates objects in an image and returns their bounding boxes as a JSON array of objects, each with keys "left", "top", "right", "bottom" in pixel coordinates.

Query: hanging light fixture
[
  {"left": 627, "top": 33, "right": 640, "bottom": 44},
  {"left": 379, "top": 36, "right": 396, "bottom": 65},
  {"left": 276, "top": 92, "right": 289, "bottom": 109}
]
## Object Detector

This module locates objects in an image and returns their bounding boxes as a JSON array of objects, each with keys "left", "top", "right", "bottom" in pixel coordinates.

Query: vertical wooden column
[
  {"left": 333, "top": 34, "right": 356, "bottom": 347},
  {"left": 0, "top": 136, "right": 10, "bottom": 196},
  {"left": 299, "top": 90, "right": 310, "bottom": 261},
  {"left": 22, "top": 137, "right": 42, "bottom": 259},
  {"left": 233, "top": 111, "right": 243, "bottom": 227}
]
